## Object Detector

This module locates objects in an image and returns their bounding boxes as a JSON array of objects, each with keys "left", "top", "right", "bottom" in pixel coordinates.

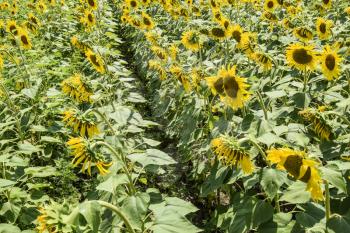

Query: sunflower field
[{"left": 0, "top": 0, "right": 350, "bottom": 232}]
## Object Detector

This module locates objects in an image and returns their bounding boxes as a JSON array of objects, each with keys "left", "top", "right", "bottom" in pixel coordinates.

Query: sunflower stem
[
  {"left": 237, "top": 137, "right": 270, "bottom": 167},
  {"left": 275, "top": 193, "right": 281, "bottom": 213},
  {"left": 93, "top": 141, "right": 136, "bottom": 195},
  {"left": 325, "top": 180, "right": 331, "bottom": 223},
  {"left": 256, "top": 91, "right": 268, "bottom": 120},
  {"left": 97, "top": 201, "right": 136, "bottom": 233},
  {"left": 92, "top": 108, "right": 117, "bottom": 135}
]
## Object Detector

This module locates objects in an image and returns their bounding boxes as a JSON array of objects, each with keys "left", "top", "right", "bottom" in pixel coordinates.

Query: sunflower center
[
  {"left": 30, "top": 17, "right": 38, "bottom": 24},
  {"left": 323, "top": 0, "right": 329, "bottom": 4},
  {"left": 215, "top": 13, "right": 221, "bottom": 20},
  {"left": 211, "top": 28, "right": 225, "bottom": 38},
  {"left": 89, "top": 54, "right": 101, "bottom": 67},
  {"left": 325, "top": 54, "right": 335, "bottom": 71},
  {"left": 299, "top": 167, "right": 311, "bottom": 183},
  {"left": 10, "top": 25, "right": 17, "bottom": 34},
  {"left": 232, "top": 30, "right": 241, "bottom": 42},
  {"left": 297, "top": 28, "right": 311, "bottom": 38},
  {"left": 319, "top": 23, "right": 326, "bottom": 34},
  {"left": 213, "top": 77, "right": 225, "bottom": 95},
  {"left": 88, "top": 14, "right": 93, "bottom": 22},
  {"left": 283, "top": 154, "right": 303, "bottom": 178},
  {"left": 210, "top": 0, "right": 217, "bottom": 8},
  {"left": 130, "top": 0, "right": 137, "bottom": 7},
  {"left": 267, "top": 1, "right": 274, "bottom": 8},
  {"left": 223, "top": 76, "right": 239, "bottom": 98},
  {"left": 292, "top": 49, "right": 313, "bottom": 64},
  {"left": 88, "top": 0, "right": 95, "bottom": 7},
  {"left": 143, "top": 16, "right": 151, "bottom": 26},
  {"left": 223, "top": 20, "right": 229, "bottom": 29},
  {"left": 21, "top": 35, "right": 29, "bottom": 45}
]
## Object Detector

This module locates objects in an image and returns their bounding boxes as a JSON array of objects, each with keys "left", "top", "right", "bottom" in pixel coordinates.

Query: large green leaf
[
  {"left": 252, "top": 200, "right": 274, "bottom": 228},
  {"left": 280, "top": 181, "right": 311, "bottom": 204},
  {"left": 0, "top": 179, "right": 16, "bottom": 188},
  {"left": 260, "top": 168, "right": 286, "bottom": 199},
  {"left": 0, "top": 224, "right": 21, "bottom": 233},
  {"left": 79, "top": 201, "right": 101, "bottom": 233},
  {"left": 320, "top": 167, "right": 347, "bottom": 194},
  {"left": 96, "top": 174, "right": 128, "bottom": 194},
  {"left": 128, "top": 149, "right": 176, "bottom": 167}
]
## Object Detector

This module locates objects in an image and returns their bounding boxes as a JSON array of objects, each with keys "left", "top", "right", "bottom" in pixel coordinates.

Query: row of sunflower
[
  {"left": 0, "top": 0, "right": 200, "bottom": 232},
  {"left": 118, "top": 0, "right": 350, "bottom": 232}
]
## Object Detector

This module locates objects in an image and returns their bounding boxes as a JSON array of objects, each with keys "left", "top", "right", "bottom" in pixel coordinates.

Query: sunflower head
[
  {"left": 6, "top": 20, "right": 18, "bottom": 35},
  {"left": 320, "top": 44, "right": 341, "bottom": 81},
  {"left": 62, "top": 109, "right": 99, "bottom": 138},
  {"left": 85, "top": 49, "right": 105, "bottom": 74},
  {"left": 264, "top": 0, "right": 278, "bottom": 12},
  {"left": 211, "top": 135, "right": 255, "bottom": 174},
  {"left": 86, "top": 0, "right": 98, "bottom": 10},
  {"left": 267, "top": 148, "right": 323, "bottom": 201},
  {"left": 209, "top": 26, "right": 227, "bottom": 40},
  {"left": 181, "top": 30, "right": 202, "bottom": 52},
  {"left": 81, "top": 9, "right": 96, "bottom": 28},
  {"left": 252, "top": 52, "right": 273, "bottom": 71},
  {"left": 293, "top": 27, "right": 313, "bottom": 42},
  {"left": 316, "top": 18, "right": 333, "bottom": 40},
  {"left": 141, "top": 12, "right": 155, "bottom": 30},
  {"left": 17, "top": 28, "right": 32, "bottom": 50},
  {"left": 286, "top": 43, "right": 317, "bottom": 71},
  {"left": 61, "top": 73, "right": 93, "bottom": 103}
]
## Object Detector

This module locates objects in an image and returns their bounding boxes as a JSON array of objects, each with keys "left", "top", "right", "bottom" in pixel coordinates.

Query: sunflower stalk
[
  {"left": 97, "top": 201, "right": 136, "bottom": 233},
  {"left": 237, "top": 137, "right": 270, "bottom": 167},
  {"left": 325, "top": 180, "right": 331, "bottom": 223},
  {"left": 92, "top": 141, "right": 136, "bottom": 195},
  {"left": 256, "top": 91, "right": 268, "bottom": 120}
]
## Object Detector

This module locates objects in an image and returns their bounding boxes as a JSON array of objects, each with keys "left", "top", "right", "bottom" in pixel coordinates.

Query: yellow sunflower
[
  {"left": 141, "top": 12, "right": 155, "bottom": 30},
  {"left": 286, "top": 43, "right": 317, "bottom": 71},
  {"left": 67, "top": 137, "right": 112, "bottom": 176},
  {"left": 150, "top": 46, "right": 168, "bottom": 61},
  {"left": 169, "top": 65, "right": 192, "bottom": 92},
  {"left": 299, "top": 108, "right": 332, "bottom": 141},
  {"left": 211, "top": 136, "right": 255, "bottom": 174},
  {"left": 148, "top": 59, "right": 167, "bottom": 80},
  {"left": 62, "top": 109, "right": 99, "bottom": 138},
  {"left": 61, "top": 73, "right": 93, "bottom": 103},
  {"left": 36, "top": 1, "right": 47, "bottom": 13},
  {"left": 319, "top": 45, "right": 341, "bottom": 81},
  {"left": 267, "top": 148, "right": 323, "bottom": 201},
  {"left": 181, "top": 30, "right": 202, "bottom": 52},
  {"left": 169, "top": 43, "right": 179, "bottom": 61},
  {"left": 229, "top": 24, "right": 245, "bottom": 46},
  {"left": 281, "top": 18, "right": 295, "bottom": 30},
  {"left": 252, "top": 52, "right": 273, "bottom": 71},
  {"left": 206, "top": 66, "right": 250, "bottom": 110},
  {"left": 6, "top": 20, "right": 18, "bottom": 36},
  {"left": 86, "top": 0, "right": 98, "bottom": 10},
  {"left": 321, "top": 0, "right": 331, "bottom": 9},
  {"left": 71, "top": 36, "right": 91, "bottom": 52},
  {"left": 85, "top": 49, "right": 105, "bottom": 74},
  {"left": 81, "top": 9, "right": 96, "bottom": 28},
  {"left": 316, "top": 18, "right": 333, "bottom": 40},
  {"left": 17, "top": 28, "right": 32, "bottom": 50},
  {"left": 144, "top": 31, "right": 159, "bottom": 45},
  {"left": 126, "top": 0, "right": 139, "bottom": 9},
  {"left": 293, "top": 27, "right": 313, "bottom": 42},
  {"left": 264, "top": 0, "right": 278, "bottom": 12},
  {"left": 262, "top": 11, "right": 278, "bottom": 23}
]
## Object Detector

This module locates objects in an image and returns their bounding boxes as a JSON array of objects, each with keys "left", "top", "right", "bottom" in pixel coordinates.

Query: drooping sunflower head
[
  {"left": 62, "top": 109, "right": 99, "bottom": 138},
  {"left": 211, "top": 135, "right": 255, "bottom": 174},
  {"left": 319, "top": 44, "right": 341, "bottom": 81},
  {"left": 151, "top": 45, "right": 168, "bottom": 61},
  {"left": 316, "top": 18, "right": 333, "bottom": 40},
  {"left": 148, "top": 59, "right": 167, "bottom": 80},
  {"left": 293, "top": 27, "right": 313, "bottom": 42},
  {"left": 252, "top": 52, "right": 273, "bottom": 71},
  {"left": 262, "top": 11, "right": 278, "bottom": 22},
  {"left": 282, "top": 18, "right": 295, "bottom": 30},
  {"left": 28, "top": 13, "right": 40, "bottom": 26},
  {"left": 286, "top": 43, "right": 317, "bottom": 71},
  {"left": 264, "top": 0, "right": 278, "bottom": 12},
  {"left": 299, "top": 108, "right": 333, "bottom": 141},
  {"left": 144, "top": 31, "right": 159, "bottom": 45},
  {"left": 181, "top": 30, "right": 202, "bottom": 51},
  {"left": 61, "top": 73, "right": 93, "bottom": 103},
  {"left": 267, "top": 148, "right": 323, "bottom": 201},
  {"left": 36, "top": 1, "right": 47, "bottom": 13},
  {"left": 141, "top": 12, "right": 155, "bottom": 30},
  {"left": 85, "top": 49, "right": 105, "bottom": 74},
  {"left": 67, "top": 137, "right": 112, "bottom": 176}
]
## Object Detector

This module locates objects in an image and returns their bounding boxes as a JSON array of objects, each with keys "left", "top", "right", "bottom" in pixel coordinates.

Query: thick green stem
[
  {"left": 93, "top": 141, "right": 136, "bottom": 195},
  {"left": 237, "top": 137, "right": 270, "bottom": 167},
  {"left": 97, "top": 201, "right": 136, "bottom": 233},
  {"left": 325, "top": 181, "right": 331, "bottom": 223},
  {"left": 275, "top": 193, "right": 281, "bottom": 213},
  {"left": 256, "top": 91, "right": 268, "bottom": 120}
]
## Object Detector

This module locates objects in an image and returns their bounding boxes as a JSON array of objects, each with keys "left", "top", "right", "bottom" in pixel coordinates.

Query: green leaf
[
  {"left": 0, "top": 224, "right": 21, "bottom": 233},
  {"left": 163, "top": 197, "right": 199, "bottom": 216},
  {"left": 327, "top": 213, "right": 350, "bottom": 233},
  {"left": 17, "top": 141, "right": 41, "bottom": 155},
  {"left": 79, "top": 201, "right": 101, "bottom": 233},
  {"left": 40, "top": 136, "right": 62, "bottom": 143},
  {"left": 121, "top": 193, "right": 150, "bottom": 231},
  {"left": 320, "top": 167, "right": 347, "bottom": 194},
  {"left": 286, "top": 132, "right": 310, "bottom": 147},
  {"left": 150, "top": 208, "right": 201, "bottom": 233},
  {"left": 200, "top": 165, "right": 229, "bottom": 197},
  {"left": 257, "top": 133, "right": 283, "bottom": 147},
  {"left": 260, "top": 168, "right": 286, "bottom": 199},
  {"left": 252, "top": 200, "right": 274, "bottom": 227},
  {"left": 96, "top": 174, "right": 128, "bottom": 194},
  {"left": 0, "top": 202, "right": 21, "bottom": 222},
  {"left": 280, "top": 181, "right": 311, "bottom": 204},
  {"left": 0, "top": 179, "right": 16, "bottom": 188},
  {"left": 24, "top": 166, "right": 59, "bottom": 177},
  {"left": 128, "top": 149, "right": 176, "bottom": 167}
]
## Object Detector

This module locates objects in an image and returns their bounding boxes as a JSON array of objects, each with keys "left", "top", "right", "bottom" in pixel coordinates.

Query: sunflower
[
  {"left": 321, "top": 0, "right": 331, "bottom": 9},
  {"left": 298, "top": 108, "right": 332, "bottom": 140},
  {"left": 6, "top": 20, "right": 18, "bottom": 36},
  {"left": 144, "top": 31, "right": 159, "bottom": 45},
  {"left": 286, "top": 43, "right": 317, "bottom": 71},
  {"left": 71, "top": 36, "right": 91, "bottom": 52},
  {"left": 81, "top": 9, "right": 96, "bottom": 28},
  {"left": 61, "top": 73, "right": 93, "bottom": 103},
  {"left": 126, "top": 0, "right": 139, "bottom": 9},
  {"left": 17, "top": 28, "right": 32, "bottom": 50},
  {"left": 319, "top": 45, "right": 341, "bottom": 81},
  {"left": 209, "top": 26, "right": 227, "bottom": 40},
  {"left": 252, "top": 52, "right": 273, "bottom": 71},
  {"left": 36, "top": 1, "right": 47, "bottom": 13},
  {"left": 230, "top": 24, "right": 244, "bottom": 45},
  {"left": 211, "top": 136, "right": 255, "bottom": 174},
  {"left": 206, "top": 66, "right": 250, "bottom": 109},
  {"left": 67, "top": 137, "right": 112, "bottom": 175},
  {"left": 148, "top": 59, "right": 167, "bottom": 80},
  {"left": 267, "top": 148, "right": 323, "bottom": 201},
  {"left": 169, "top": 65, "right": 192, "bottom": 92},
  {"left": 281, "top": 18, "right": 295, "bottom": 30},
  {"left": 264, "top": 0, "right": 278, "bottom": 12},
  {"left": 262, "top": 11, "right": 278, "bottom": 23},
  {"left": 316, "top": 18, "right": 333, "bottom": 40},
  {"left": 141, "top": 12, "right": 155, "bottom": 30},
  {"left": 181, "top": 30, "right": 202, "bottom": 52},
  {"left": 85, "top": 49, "right": 105, "bottom": 74},
  {"left": 293, "top": 27, "right": 313, "bottom": 42},
  {"left": 150, "top": 46, "right": 168, "bottom": 61},
  {"left": 0, "top": 55, "right": 3, "bottom": 70},
  {"left": 86, "top": 0, "right": 98, "bottom": 10},
  {"left": 28, "top": 13, "right": 40, "bottom": 26},
  {"left": 62, "top": 109, "right": 99, "bottom": 138},
  {"left": 346, "top": 7, "right": 350, "bottom": 15},
  {"left": 169, "top": 43, "right": 178, "bottom": 61}
]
